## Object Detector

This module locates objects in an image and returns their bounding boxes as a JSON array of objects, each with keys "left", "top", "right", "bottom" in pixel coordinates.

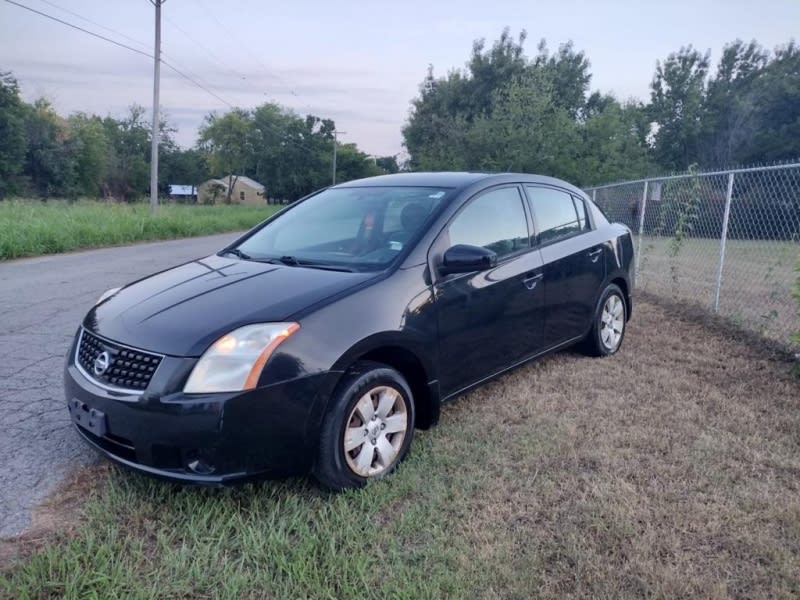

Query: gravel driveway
[{"left": 0, "top": 233, "right": 242, "bottom": 536}]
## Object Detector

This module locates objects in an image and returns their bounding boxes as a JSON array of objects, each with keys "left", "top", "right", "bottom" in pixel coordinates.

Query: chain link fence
[{"left": 585, "top": 163, "right": 800, "bottom": 349}]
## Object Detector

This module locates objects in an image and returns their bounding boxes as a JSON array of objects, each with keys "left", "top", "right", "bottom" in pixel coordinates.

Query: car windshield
[{"left": 235, "top": 186, "right": 451, "bottom": 271}]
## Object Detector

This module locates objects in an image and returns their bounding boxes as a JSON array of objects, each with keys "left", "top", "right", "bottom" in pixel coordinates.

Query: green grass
[
  {"left": 635, "top": 235, "right": 800, "bottom": 344},
  {"left": 2, "top": 428, "right": 491, "bottom": 599},
  {"left": 0, "top": 200, "right": 281, "bottom": 260},
  {"left": 2, "top": 300, "right": 800, "bottom": 598}
]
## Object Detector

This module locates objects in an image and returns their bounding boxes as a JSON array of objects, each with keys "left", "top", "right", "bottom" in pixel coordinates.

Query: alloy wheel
[
  {"left": 600, "top": 293, "right": 625, "bottom": 351},
  {"left": 343, "top": 385, "right": 408, "bottom": 477}
]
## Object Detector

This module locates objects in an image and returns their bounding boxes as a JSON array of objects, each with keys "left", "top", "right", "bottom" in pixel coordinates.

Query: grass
[
  {"left": 2, "top": 299, "right": 799, "bottom": 598},
  {"left": 636, "top": 236, "right": 800, "bottom": 345},
  {"left": 0, "top": 200, "right": 281, "bottom": 260}
]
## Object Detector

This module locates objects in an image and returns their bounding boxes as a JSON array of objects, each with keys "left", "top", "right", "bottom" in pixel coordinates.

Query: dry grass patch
[
  {"left": 442, "top": 298, "right": 800, "bottom": 598},
  {"left": 2, "top": 299, "right": 798, "bottom": 598}
]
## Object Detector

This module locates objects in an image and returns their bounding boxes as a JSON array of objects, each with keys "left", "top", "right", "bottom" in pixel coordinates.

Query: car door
[
  {"left": 433, "top": 185, "right": 545, "bottom": 397},
  {"left": 525, "top": 186, "right": 606, "bottom": 347}
]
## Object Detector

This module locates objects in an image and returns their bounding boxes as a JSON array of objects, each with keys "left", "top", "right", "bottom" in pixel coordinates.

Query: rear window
[{"left": 526, "top": 186, "right": 581, "bottom": 244}]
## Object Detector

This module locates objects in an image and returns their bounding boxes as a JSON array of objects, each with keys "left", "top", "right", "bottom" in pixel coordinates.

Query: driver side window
[{"left": 448, "top": 187, "right": 529, "bottom": 258}]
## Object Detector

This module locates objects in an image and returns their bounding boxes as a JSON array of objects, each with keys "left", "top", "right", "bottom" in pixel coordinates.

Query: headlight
[
  {"left": 95, "top": 287, "right": 121, "bottom": 305},
  {"left": 183, "top": 322, "right": 300, "bottom": 393}
]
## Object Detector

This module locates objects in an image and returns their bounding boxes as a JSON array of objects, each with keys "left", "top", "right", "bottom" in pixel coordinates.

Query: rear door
[
  {"left": 433, "top": 186, "right": 545, "bottom": 396},
  {"left": 525, "top": 186, "right": 606, "bottom": 347}
]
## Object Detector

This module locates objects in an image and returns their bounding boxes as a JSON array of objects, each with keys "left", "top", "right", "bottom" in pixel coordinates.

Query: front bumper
[{"left": 64, "top": 358, "right": 336, "bottom": 484}]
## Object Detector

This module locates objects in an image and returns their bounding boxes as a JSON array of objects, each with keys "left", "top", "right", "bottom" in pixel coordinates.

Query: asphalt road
[{"left": 0, "top": 232, "right": 242, "bottom": 536}]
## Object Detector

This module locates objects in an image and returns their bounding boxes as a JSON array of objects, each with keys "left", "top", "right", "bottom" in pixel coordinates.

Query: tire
[
  {"left": 313, "top": 361, "right": 415, "bottom": 490},
  {"left": 582, "top": 284, "right": 627, "bottom": 357}
]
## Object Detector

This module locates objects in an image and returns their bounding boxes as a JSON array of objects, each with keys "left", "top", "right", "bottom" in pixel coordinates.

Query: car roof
[{"left": 334, "top": 172, "right": 586, "bottom": 197}]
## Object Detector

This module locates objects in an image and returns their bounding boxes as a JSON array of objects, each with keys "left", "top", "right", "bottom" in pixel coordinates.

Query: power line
[
  {"left": 35, "top": 0, "right": 151, "bottom": 51},
  {"left": 161, "top": 60, "right": 233, "bottom": 108},
  {"left": 33, "top": 0, "right": 235, "bottom": 107},
  {"left": 5, "top": 0, "right": 235, "bottom": 107},
  {"left": 162, "top": 14, "right": 250, "bottom": 83},
  {"left": 3, "top": 0, "right": 324, "bottom": 156},
  {"left": 191, "top": 0, "right": 304, "bottom": 101},
  {"left": 4, "top": 0, "right": 152, "bottom": 59}
]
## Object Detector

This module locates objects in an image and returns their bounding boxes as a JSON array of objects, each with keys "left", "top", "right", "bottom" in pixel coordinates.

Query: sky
[{"left": 1, "top": 0, "right": 798, "bottom": 157}]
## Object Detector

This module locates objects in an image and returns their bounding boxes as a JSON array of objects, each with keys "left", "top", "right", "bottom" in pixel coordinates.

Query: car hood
[{"left": 85, "top": 254, "right": 377, "bottom": 356}]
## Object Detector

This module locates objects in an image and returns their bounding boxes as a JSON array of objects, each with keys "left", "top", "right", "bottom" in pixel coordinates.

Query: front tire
[
  {"left": 582, "top": 284, "right": 627, "bottom": 357},
  {"left": 313, "top": 361, "right": 415, "bottom": 490}
]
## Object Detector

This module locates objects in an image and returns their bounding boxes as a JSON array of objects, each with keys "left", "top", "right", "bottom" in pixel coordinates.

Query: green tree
[
  {"left": 0, "top": 71, "right": 26, "bottom": 197},
  {"left": 198, "top": 108, "right": 253, "bottom": 203},
  {"left": 160, "top": 148, "right": 207, "bottom": 194},
  {"left": 23, "top": 98, "right": 76, "bottom": 197},
  {"left": 68, "top": 113, "right": 109, "bottom": 197},
  {"left": 533, "top": 40, "right": 591, "bottom": 118},
  {"left": 375, "top": 156, "right": 400, "bottom": 174},
  {"left": 701, "top": 40, "right": 769, "bottom": 166},
  {"left": 334, "top": 143, "right": 382, "bottom": 182},
  {"left": 745, "top": 41, "right": 800, "bottom": 164},
  {"left": 649, "top": 46, "right": 710, "bottom": 171},
  {"left": 580, "top": 95, "right": 653, "bottom": 184},
  {"left": 403, "top": 30, "right": 529, "bottom": 171},
  {"left": 468, "top": 69, "right": 580, "bottom": 177},
  {"left": 403, "top": 30, "right": 647, "bottom": 184},
  {"left": 102, "top": 105, "right": 151, "bottom": 200}
]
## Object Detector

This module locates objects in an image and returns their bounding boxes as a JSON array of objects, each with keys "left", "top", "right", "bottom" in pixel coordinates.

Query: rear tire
[
  {"left": 582, "top": 284, "right": 627, "bottom": 357},
  {"left": 313, "top": 361, "right": 415, "bottom": 490}
]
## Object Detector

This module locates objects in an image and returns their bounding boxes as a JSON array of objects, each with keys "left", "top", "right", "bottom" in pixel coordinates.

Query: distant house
[
  {"left": 197, "top": 179, "right": 228, "bottom": 204},
  {"left": 197, "top": 176, "right": 266, "bottom": 205},
  {"left": 168, "top": 185, "right": 197, "bottom": 201}
]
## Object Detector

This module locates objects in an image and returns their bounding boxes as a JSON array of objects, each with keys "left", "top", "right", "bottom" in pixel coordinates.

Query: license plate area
[{"left": 68, "top": 399, "right": 107, "bottom": 437}]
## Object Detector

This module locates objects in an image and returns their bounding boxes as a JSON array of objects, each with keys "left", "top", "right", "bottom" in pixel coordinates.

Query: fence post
[
  {"left": 592, "top": 188, "right": 596, "bottom": 205},
  {"left": 634, "top": 180, "right": 649, "bottom": 277},
  {"left": 713, "top": 172, "right": 735, "bottom": 313}
]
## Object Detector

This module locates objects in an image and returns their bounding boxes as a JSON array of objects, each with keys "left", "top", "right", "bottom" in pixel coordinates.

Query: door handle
[
  {"left": 588, "top": 248, "right": 602, "bottom": 262},
  {"left": 522, "top": 273, "right": 543, "bottom": 290}
]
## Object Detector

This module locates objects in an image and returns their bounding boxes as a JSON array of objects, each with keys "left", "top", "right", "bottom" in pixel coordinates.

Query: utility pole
[
  {"left": 332, "top": 130, "right": 346, "bottom": 185},
  {"left": 149, "top": 0, "right": 165, "bottom": 216}
]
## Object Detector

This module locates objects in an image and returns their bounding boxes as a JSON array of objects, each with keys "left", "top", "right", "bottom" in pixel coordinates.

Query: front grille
[{"left": 76, "top": 329, "right": 163, "bottom": 392}]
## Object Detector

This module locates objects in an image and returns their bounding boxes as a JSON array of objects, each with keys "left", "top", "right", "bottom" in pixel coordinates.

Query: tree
[
  {"left": 375, "top": 156, "right": 400, "bottom": 174},
  {"left": 534, "top": 40, "right": 591, "bottom": 118},
  {"left": 403, "top": 30, "right": 530, "bottom": 171},
  {"left": 403, "top": 30, "right": 647, "bottom": 184},
  {"left": 744, "top": 41, "right": 800, "bottom": 164},
  {"left": 649, "top": 46, "right": 710, "bottom": 170},
  {"left": 247, "top": 104, "right": 330, "bottom": 200},
  {"left": 102, "top": 105, "right": 151, "bottom": 200},
  {"left": 68, "top": 113, "right": 109, "bottom": 197},
  {"left": 0, "top": 71, "right": 26, "bottom": 197},
  {"left": 198, "top": 109, "right": 253, "bottom": 203},
  {"left": 580, "top": 95, "right": 653, "bottom": 184},
  {"left": 23, "top": 98, "right": 76, "bottom": 197},
  {"left": 466, "top": 68, "right": 580, "bottom": 177},
  {"left": 701, "top": 40, "right": 769, "bottom": 166},
  {"left": 334, "top": 143, "right": 382, "bottom": 182}
]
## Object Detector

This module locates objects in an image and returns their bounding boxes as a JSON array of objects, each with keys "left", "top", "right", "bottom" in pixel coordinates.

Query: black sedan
[{"left": 65, "top": 172, "right": 634, "bottom": 489}]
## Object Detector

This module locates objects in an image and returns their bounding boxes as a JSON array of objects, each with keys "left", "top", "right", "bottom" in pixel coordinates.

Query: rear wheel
[
  {"left": 313, "top": 361, "right": 415, "bottom": 490},
  {"left": 582, "top": 284, "right": 627, "bottom": 357}
]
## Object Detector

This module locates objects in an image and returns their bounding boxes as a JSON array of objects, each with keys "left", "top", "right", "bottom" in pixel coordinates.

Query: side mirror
[{"left": 440, "top": 244, "right": 498, "bottom": 275}]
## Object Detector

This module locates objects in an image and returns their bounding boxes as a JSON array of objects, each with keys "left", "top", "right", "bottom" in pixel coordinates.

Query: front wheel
[
  {"left": 313, "top": 361, "right": 415, "bottom": 490},
  {"left": 582, "top": 284, "right": 627, "bottom": 357}
]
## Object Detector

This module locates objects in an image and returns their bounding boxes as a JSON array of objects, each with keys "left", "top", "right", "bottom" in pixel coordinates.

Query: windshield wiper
[
  {"left": 258, "top": 255, "right": 356, "bottom": 272},
  {"left": 277, "top": 255, "right": 300, "bottom": 266},
  {"left": 220, "top": 248, "right": 251, "bottom": 260}
]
